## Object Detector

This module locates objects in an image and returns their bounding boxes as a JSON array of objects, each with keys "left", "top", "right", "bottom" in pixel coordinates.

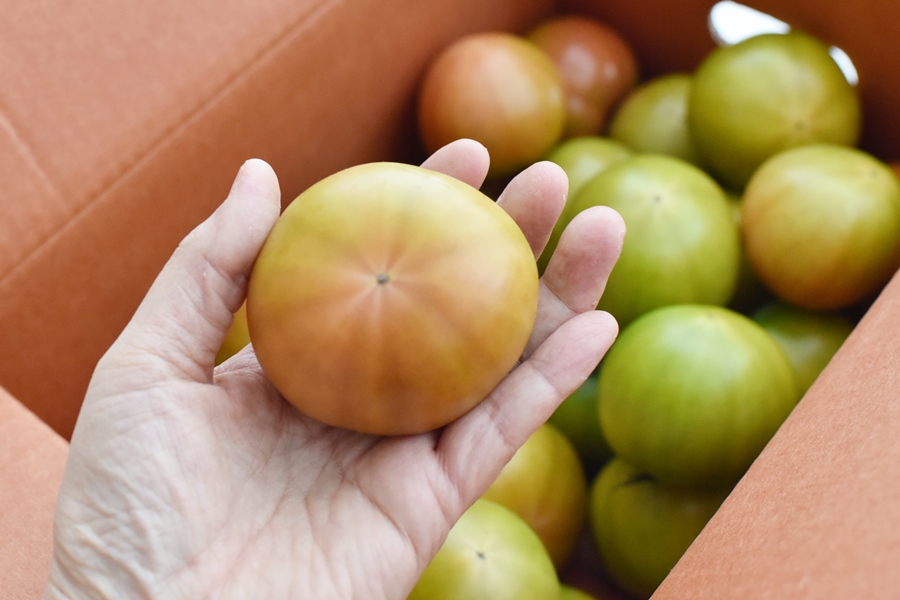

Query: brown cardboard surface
[
  {"left": 0, "top": 386, "right": 68, "bottom": 599},
  {"left": 0, "top": 0, "right": 555, "bottom": 439}
]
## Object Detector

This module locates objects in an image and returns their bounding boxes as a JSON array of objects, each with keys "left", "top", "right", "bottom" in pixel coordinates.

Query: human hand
[{"left": 44, "top": 139, "right": 624, "bottom": 599}]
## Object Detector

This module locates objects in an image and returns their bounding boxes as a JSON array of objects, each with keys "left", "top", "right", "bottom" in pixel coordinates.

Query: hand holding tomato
[{"left": 44, "top": 139, "right": 624, "bottom": 599}]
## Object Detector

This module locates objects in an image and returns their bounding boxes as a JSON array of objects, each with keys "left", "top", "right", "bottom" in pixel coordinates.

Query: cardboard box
[
  {"left": 2, "top": 0, "right": 900, "bottom": 597},
  {"left": 0, "top": 385, "right": 67, "bottom": 599}
]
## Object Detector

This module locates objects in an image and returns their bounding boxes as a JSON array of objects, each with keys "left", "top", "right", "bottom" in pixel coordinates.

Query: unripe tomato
[
  {"left": 689, "top": 31, "right": 861, "bottom": 190},
  {"left": 247, "top": 162, "right": 538, "bottom": 435},
  {"left": 409, "top": 499, "right": 559, "bottom": 600},
  {"left": 589, "top": 457, "right": 730, "bottom": 598},
  {"left": 598, "top": 304, "right": 799, "bottom": 487}
]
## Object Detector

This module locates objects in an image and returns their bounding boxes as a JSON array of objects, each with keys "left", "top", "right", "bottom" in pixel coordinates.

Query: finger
[
  {"left": 109, "top": 159, "right": 281, "bottom": 382},
  {"left": 523, "top": 205, "right": 626, "bottom": 357},
  {"left": 420, "top": 138, "right": 490, "bottom": 189},
  {"left": 495, "top": 161, "right": 568, "bottom": 258},
  {"left": 436, "top": 309, "right": 619, "bottom": 505}
]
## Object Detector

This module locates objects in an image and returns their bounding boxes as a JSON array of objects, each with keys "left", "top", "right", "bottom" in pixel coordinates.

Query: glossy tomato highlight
[{"left": 247, "top": 162, "right": 539, "bottom": 436}]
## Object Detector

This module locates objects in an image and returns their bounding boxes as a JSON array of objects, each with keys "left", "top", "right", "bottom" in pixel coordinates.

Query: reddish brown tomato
[
  {"left": 528, "top": 15, "right": 639, "bottom": 138},
  {"left": 247, "top": 162, "right": 539, "bottom": 436},
  {"left": 417, "top": 32, "right": 565, "bottom": 178}
]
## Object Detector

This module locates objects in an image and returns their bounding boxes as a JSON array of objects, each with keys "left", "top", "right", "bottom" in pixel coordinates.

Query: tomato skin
[
  {"left": 417, "top": 32, "right": 565, "bottom": 178},
  {"left": 481, "top": 423, "right": 588, "bottom": 569},
  {"left": 598, "top": 304, "right": 799, "bottom": 488},
  {"left": 247, "top": 162, "right": 538, "bottom": 436},
  {"left": 528, "top": 15, "right": 639, "bottom": 138},
  {"left": 409, "top": 499, "right": 560, "bottom": 600},
  {"left": 215, "top": 301, "right": 249, "bottom": 365},
  {"left": 741, "top": 144, "right": 900, "bottom": 310},
  {"left": 571, "top": 154, "right": 741, "bottom": 328},
  {"left": 589, "top": 457, "right": 729, "bottom": 598},
  {"left": 689, "top": 31, "right": 861, "bottom": 190},
  {"left": 608, "top": 73, "right": 699, "bottom": 166}
]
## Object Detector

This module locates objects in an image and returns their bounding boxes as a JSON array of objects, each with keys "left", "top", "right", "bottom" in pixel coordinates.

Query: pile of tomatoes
[{"left": 409, "top": 10, "right": 900, "bottom": 600}]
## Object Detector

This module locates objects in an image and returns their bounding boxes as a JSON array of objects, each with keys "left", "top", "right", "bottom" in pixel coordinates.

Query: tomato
[
  {"left": 571, "top": 154, "right": 740, "bottom": 327},
  {"left": 598, "top": 304, "right": 799, "bottom": 487},
  {"left": 752, "top": 301, "right": 855, "bottom": 395},
  {"left": 417, "top": 32, "right": 565, "bottom": 178},
  {"left": 482, "top": 423, "right": 588, "bottom": 569},
  {"left": 589, "top": 457, "right": 730, "bottom": 598},
  {"left": 527, "top": 15, "right": 639, "bottom": 138},
  {"left": 539, "top": 135, "right": 632, "bottom": 273},
  {"left": 215, "top": 300, "right": 250, "bottom": 365},
  {"left": 548, "top": 374, "right": 612, "bottom": 479},
  {"left": 608, "top": 73, "right": 700, "bottom": 165},
  {"left": 560, "top": 584, "right": 598, "bottom": 600},
  {"left": 741, "top": 144, "right": 900, "bottom": 310},
  {"left": 689, "top": 31, "right": 861, "bottom": 190},
  {"left": 247, "top": 162, "right": 538, "bottom": 435},
  {"left": 409, "top": 499, "right": 560, "bottom": 600}
]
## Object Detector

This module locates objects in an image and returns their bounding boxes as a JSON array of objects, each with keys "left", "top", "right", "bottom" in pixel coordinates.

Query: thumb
[{"left": 105, "top": 159, "right": 281, "bottom": 383}]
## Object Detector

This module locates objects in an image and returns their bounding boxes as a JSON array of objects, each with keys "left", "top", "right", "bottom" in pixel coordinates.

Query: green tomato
[
  {"left": 752, "top": 301, "right": 855, "bottom": 395},
  {"left": 589, "top": 457, "right": 730, "bottom": 599},
  {"left": 572, "top": 154, "right": 740, "bottom": 327},
  {"left": 689, "top": 31, "right": 861, "bottom": 190},
  {"left": 608, "top": 73, "right": 700, "bottom": 165},
  {"left": 548, "top": 375, "right": 612, "bottom": 479},
  {"left": 598, "top": 304, "right": 799, "bottom": 487},
  {"left": 741, "top": 144, "right": 900, "bottom": 310},
  {"left": 559, "top": 584, "right": 598, "bottom": 600},
  {"left": 540, "top": 136, "right": 632, "bottom": 273},
  {"left": 409, "top": 499, "right": 560, "bottom": 600}
]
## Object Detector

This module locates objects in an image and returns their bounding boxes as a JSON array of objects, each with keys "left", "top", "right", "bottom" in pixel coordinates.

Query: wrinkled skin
[{"left": 43, "top": 139, "right": 624, "bottom": 600}]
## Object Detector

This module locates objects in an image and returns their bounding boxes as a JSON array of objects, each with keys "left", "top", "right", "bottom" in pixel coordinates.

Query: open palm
[{"left": 44, "top": 139, "right": 624, "bottom": 600}]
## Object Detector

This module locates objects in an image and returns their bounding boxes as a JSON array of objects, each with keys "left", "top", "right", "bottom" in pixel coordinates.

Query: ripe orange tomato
[
  {"left": 417, "top": 32, "right": 565, "bottom": 178},
  {"left": 247, "top": 162, "right": 539, "bottom": 436},
  {"left": 528, "top": 15, "right": 639, "bottom": 138}
]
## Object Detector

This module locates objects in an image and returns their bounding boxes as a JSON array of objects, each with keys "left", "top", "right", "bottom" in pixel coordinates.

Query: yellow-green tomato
[
  {"left": 608, "top": 73, "right": 700, "bottom": 165},
  {"left": 409, "top": 499, "right": 560, "bottom": 600},
  {"left": 559, "top": 584, "right": 598, "bottom": 600},
  {"left": 248, "top": 162, "right": 538, "bottom": 436},
  {"left": 689, "top": 31, "right": 861, "bottom": 190},
  {"left": 482, "top": 423, "right": 588, "bottom": 569},
  {"left": 741, "top": 144, "right": 900, "bottom": 310},
  {"left": 589, "top": 457, "right": 730, "bottom": 599}
]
